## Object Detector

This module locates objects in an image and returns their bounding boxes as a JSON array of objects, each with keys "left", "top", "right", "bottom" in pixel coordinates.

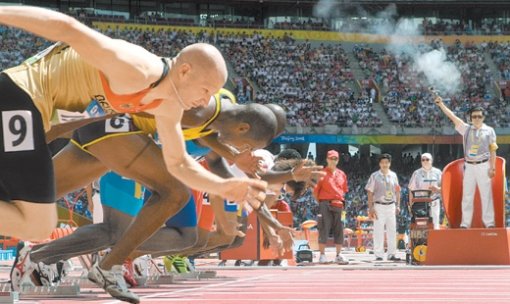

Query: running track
[{"left": 14, "top": 266, "right": 510, "bottom": 303}]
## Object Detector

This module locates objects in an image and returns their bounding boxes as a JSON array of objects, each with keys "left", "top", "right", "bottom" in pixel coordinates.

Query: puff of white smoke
[
  {"left": 415, "top": 48, "right": 461, "bottom": 95},
  {"left": 312, "top": 0, "right": 462, "bottom": 94},
  {"left": 367, "top": 9, "right": 462, "bottom": 94},
  {"left": 313, "top": 0, "right": 338, "bottom": 19}
]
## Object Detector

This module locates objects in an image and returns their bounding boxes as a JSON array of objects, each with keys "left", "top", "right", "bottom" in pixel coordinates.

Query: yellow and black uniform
[
  {"left": 0, "top": 43, "right": 167, "bottom": 203},
  {"left": 70, "top": 88, "right": 236, "bottom": 156}
]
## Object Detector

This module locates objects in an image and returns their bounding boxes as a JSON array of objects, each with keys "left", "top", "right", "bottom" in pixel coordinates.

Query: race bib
[
  {"left": 384, "top": 190, "right": 393, "bottom": 201},
  {"left": 85, "top": 99, "right": 107, "bottom": 118},
  {"left": 468, "top": 144, "right": 479, "bottom": 157}
]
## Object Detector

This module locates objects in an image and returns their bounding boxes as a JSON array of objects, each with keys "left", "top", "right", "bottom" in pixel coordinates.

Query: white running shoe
[
  {"left": 87, "top": 262, "right": 140, "bottom": 304},
  {"left": 335, "top": 254, "right": 349, "bottom": 265},
  {"left": 318, "top": 254, "right": 328, "bottom": 264},
  {"left": 10, "top": 242, "right": 37, "bottom": 291}
]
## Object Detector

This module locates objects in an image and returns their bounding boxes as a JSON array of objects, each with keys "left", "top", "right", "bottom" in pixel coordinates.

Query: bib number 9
[{"left": 2, "top": 111, "right": 34, "bottom": 152}]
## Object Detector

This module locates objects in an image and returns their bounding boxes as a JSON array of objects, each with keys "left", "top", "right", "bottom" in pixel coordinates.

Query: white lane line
[
  {"left": 154, "top": 291, "right": 510, "bottom": 296},
  {"left": 111, "top": 297, "right": 510, "bottom": 302},
  {"left": 101, "top": 273, "right": 277, "bottom": 304}
]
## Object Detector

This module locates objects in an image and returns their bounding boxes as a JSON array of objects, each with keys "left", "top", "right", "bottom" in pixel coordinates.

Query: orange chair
[
  {"left": 426, "top": 156, "right": 510, "bottom": 265},
  {"left": 441, "top": 157, "right": 506, "bottom": 228}
]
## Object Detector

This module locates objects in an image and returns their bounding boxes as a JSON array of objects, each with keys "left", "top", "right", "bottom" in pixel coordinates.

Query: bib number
[
  {"left": 202, "top": 192, "right": 210, "bottom": 205},
  {"left": 2, "top": 111, "right": 34, "bottom": 152},
  {"left": 105, "top": 115, "right": 130, "bottom": 133}
]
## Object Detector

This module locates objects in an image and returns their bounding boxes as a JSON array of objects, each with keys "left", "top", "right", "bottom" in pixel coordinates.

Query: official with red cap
[{"left": 313, "top": 149, "right": 349, "bottom": 264}]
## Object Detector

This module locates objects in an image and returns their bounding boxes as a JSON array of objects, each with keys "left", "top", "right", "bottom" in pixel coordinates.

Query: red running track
[{"left": 15, "top": 267, "right": 510, "bottom": 303}]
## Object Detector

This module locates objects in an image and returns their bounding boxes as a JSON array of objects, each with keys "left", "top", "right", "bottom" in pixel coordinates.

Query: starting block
[
  {"left": 60, "top": 277, "right": 97, "bottom": 289},
  {"left": 173, "top": 270, "right": 216, "bottom": 281},
  {"left": 19, "top": 284, "right": 80, "bottom": 298},
  {"left": 139, "top": 274, "right": 174, "bottom": 286},
  {"left": 0, "top": 283, "right": 80, "bottom": 303},
  {"left": 0, "top": 285, "right": 18, "bottom": 304}
]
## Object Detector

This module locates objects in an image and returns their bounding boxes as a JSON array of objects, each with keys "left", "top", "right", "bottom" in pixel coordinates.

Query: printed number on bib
[
  {"left": 105, "top": 115, "right": 129, "bottom": 133},
  {"left": 2, "top": 111, "right": 34, "bottom": 152},
  {"left": 202, "top": 193, "right": 210, "bottom": 205}
]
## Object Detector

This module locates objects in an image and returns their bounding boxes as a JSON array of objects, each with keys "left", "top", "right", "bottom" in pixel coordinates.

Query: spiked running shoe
[{"left": 88, "top": 262, "right": 140, "bottom": 304}]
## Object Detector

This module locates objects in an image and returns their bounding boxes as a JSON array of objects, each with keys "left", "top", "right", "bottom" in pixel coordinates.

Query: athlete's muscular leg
[
  {"left": 179, "top": 197, "right": 241, "bottom": 256},
  {"left": 31, "top": 206, "right": 133, "bottom": 264},
  {"left": 2, "top": 141, "right": 107, "bottom": 240},
  {"left": 0, "top": 202, "right": 58, "bottom": 241},
  {"left": 30, "top": 143, "right": 109, "bottom": 262},
  {"left": 192, "top": 216, "right": 248, "bottom": 256},
  {"left": 86, "top": 134, "right": 190, "bottom": 270},
  {"left": 153, "top": 216, "right": 248, "bottom": 258},
  {"left": 54, "top": 143, "right": 108, "bottom": 198},
  {"left": 189, "top": 214, "right": 240, "bottom": 256},
  {"left": 129, "top": 226, "right": 198, "bottom": 259},
  {"left": 161, "top": 196, "right": 239, "bottom": 258},
  {"left": 149, "top": 227, "right": 210, "bottom": 259}
]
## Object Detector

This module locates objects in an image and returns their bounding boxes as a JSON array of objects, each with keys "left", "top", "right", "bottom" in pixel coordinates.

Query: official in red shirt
[{"left": 313, "top": 150, "right": 348, "bottom": 264}]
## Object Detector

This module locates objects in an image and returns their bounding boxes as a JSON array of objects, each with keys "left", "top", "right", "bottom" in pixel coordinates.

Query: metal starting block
[
  {"left": 0, "top": 285, "right": 18, "bottom": 304},
  {"left": 0, "top": 282, "right": 80, "bottom": 301},
  {"left": 138, "top": 274, "right": 174, "bottom": 286},
  {"left": 19, "top": 284, "right": 80, "bottom": 298},
  {"left": 60, "top": 277, "right": 98, "bottom": 289},
  {"left": 173, "top": 270, "right": 216, "bottom": 281}
]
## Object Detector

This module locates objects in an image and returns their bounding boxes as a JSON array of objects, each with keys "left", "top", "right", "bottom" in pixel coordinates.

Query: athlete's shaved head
[
  {"left": 264, "top": 103, "right": 287, "bottom": 136},
  {"left": 171, "top": 43, "right": 228, "bottom": 110},
  {"left": 177, "top": 43, "right": 228, "bottom": 85}
]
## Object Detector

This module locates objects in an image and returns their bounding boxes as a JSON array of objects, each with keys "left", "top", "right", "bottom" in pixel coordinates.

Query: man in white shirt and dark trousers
[
  {"left": 365, "top": 154, "right": 401, "bottom": 261},
  {"left": 408, "top": 153, "right": 442, "bottom": 229},
  {"left": 435, "top": 96, "right": 498, "bottom": 228}
]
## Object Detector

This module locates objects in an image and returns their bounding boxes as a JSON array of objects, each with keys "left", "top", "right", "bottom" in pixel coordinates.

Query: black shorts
[
  {"left": 71, "top": 114, "right": 143, "bottom": 151},
  {"left": 0, "top": 73, "right": 55, "bottom": 203},
  {"left": 317, "top": 201, "right": 344, "bottom": 245}
]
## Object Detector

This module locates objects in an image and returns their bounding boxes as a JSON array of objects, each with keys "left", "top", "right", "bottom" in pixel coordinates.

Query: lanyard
[
  {"left": 469, "top": 127, "right": 482, "bottom": 147},
  {"left": 382, "top": 173, "right": 392, "bottom": 193}
]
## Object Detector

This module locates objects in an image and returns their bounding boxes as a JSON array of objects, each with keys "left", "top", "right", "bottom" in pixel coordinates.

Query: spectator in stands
[{"left": 313, "top": 150, "right": 349, "bottom": 264}]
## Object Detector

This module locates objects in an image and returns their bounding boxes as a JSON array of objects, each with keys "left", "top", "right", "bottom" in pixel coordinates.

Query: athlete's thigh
[
  {"left": 53, "top": 142, "right": 108, "bottom": 198},
  {"left": 86, "top": 133, "right": 183, "bottom": 190}
]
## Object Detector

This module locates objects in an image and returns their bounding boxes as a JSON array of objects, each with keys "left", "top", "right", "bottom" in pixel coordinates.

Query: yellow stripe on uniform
[{"left": 70, "top": 131, "right": 145, "bottom": 157}]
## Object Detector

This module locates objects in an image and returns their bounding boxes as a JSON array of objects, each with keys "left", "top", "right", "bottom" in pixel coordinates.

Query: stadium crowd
[{"left": 1, "top": 21, "right": 510, "bottom": 229}]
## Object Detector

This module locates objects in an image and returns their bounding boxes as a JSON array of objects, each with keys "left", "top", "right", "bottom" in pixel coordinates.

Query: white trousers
[
  {"left": 461, "top": 162, "right": 495, "bottom": 228},
  {"left": 430, "top": 199, "right": 440, "bottom": 230},
  {"left": 373, "top": 203, "right": 397, "bottom": 258}
]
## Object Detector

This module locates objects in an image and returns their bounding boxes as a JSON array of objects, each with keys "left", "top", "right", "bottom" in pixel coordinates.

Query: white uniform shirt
[
  {"left": 456, "top": 123, "right": 497, "bottom": 162},
  {"left": 365, "top": 170, "right": 400, "bottom": 203},
  {"left": 408, "top": 167, "right": 442, "bottom": 200}
]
